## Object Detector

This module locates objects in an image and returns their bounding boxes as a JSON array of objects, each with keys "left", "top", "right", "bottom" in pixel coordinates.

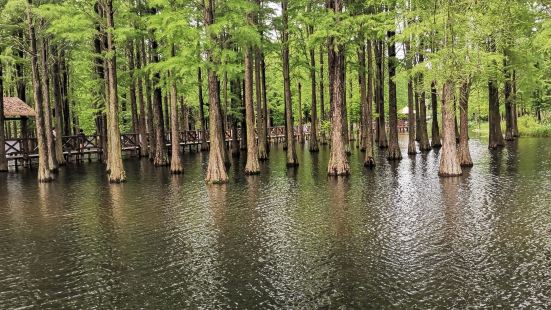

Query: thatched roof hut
[{"left": 2, "top": 97, "right": 36, "bottom": 118}]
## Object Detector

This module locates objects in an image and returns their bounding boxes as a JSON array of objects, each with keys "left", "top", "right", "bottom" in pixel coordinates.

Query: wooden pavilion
[{"left": 2, "top": 97, "right": 35, "bottom": 154}]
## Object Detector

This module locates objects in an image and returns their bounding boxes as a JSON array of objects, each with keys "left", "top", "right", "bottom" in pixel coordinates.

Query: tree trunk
[
  {"left": 407, "top": 76, "right": 416, "bottom": 154},
  {"left": 326, "top": 0, "right": 349, "bottom": 176},
  {"left": 488, "top": 77, "right": 505, "bottom": 149},
  {"left": 135, "top": 40, "right": 148, "bottom": 157},
  {"left": 458, "top": 79, "right": 473, "bottom": 166},
  {"left": 52, "top": 47, "right": 66, "bottom": 165},
  {"left": 0, "top": 63, "right": 8, "bottom": 172},
  {"left": 204, "top": 0, "right": 228, "bottom": 184},
  {"left": 244, "top": 46, "right": 260, "bottom": 174},
  {"left": 169, "top": 75, "right": 183, "bottom": 174},
  {"left": 504, "top": 61, "right": 514, "bottom": 141},
  {"left": 141, "top": 39, "right": 155, "bottom": 160},
  {"left": 430, "top": 80, "right": 441, "bottom": 147},
  {"left": 151, "top": 38, "right": 168, "bottom": 166},
  {"left": 375, "top": 40, "right": 388, "bottom": 148},
  {"left": 364, "top": 40, "right": 375, "bottom": 166},
  {"left": 319, "top": 45, "right": 327, "bottom": 145},
  {"left": 104, "top": 0, "right": 126, "bottom": 182},
  {"left": 230, "top": 79, "right": 241, "bottom": 156},
  {"left": 386, "top": 31, "right": 401, "bottom": 160},
  {"left": 255, "top": 49, "right": 268, "bottom": 159},
  {"left": 40, "top": 39, "right": 58, "bottom": 172},
  {"left": 298, "top": 82, "right": 304, "bottom": 144},
  {"left": 416, "top": 56, "right": 430, "bottom": 151},
  {"left": 260, "top": 52, "right": 269, "bottom": 150},
  {"left": 281, "top": 0, "right": 298, "bottom": 167},
  {"left": 308, "top": 27, "right": 319, "bottom": 152},
  {"left": 127, "top": 42, "right": 139, "bottom": 135},
  {"left": 197, "top": 67, "right": 209, "bottom": 151},
  {"left": 61, "top": 54, "right": 71, "bottom": 136},
  {"left": 512, "top": 70, "right": 519, "bottom": 137},
  {"left": 27, "top": 2, "right": 53, "bottom": 182},
  {"left": 439, "top": 80, "right": 462, "bottom": 177}
]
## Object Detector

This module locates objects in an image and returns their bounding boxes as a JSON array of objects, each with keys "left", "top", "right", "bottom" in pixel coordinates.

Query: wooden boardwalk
[{"left": 3, "top": 124, "right": 408, "bottom": 167}]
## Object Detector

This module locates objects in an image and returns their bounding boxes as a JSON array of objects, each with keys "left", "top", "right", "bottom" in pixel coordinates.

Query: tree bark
[
  {"left": 439, "top": 80, "right": 462, "bottom": 177},
  {"left": 169, "top": 75, "right": 183, "bottom": 174},
  {"left": 52, "top": 46, "right": 66, "bottom": 165},
  {"left": 386, "top": 31, "right": 401, "bottom": 160},
  {"left": 40, "top": 38, "right": 58, "bottom": 172},
  {"left": 127, "top": 42, "right": 139, "bottom": 135},
  {"left": 27, "top": 2, "right": 53, "bottom": 182},
  {"left": 416, "top": 56, "right": 430, "bottom": 151},
  {"left": 319, "top": 45, "right": 327, "bottom": 145},
  {"left": 430, "top": 80, "right": 441, "bottom": 147},
  {"left": 204, "top": 0, "right": 228, "bottom": 184},
  {"left": 151, "top": 38, "right": 168, "bottom": 166},
  {"left": 230, "top": 79, "right": 241, "bottom": 156},
  {"left": 407, "top": 76, "right": 416, "bottom": 155},
  {"left": 364, "top": 40, "right": 375, "bottom": 166},
  {"left": 104, "top": 0, "right": 126, "bottom": 182},
  {"left": 375, "top": 40, "right": 388, "bottom": 148},
  {"left": 488, "top": 77, "right": 505, "bottom": 149},
  {"left": 281, "top": 0, "right": 298, "bottom": 167},
  {"left": 308, "top": 26, "right": 319, "bottom": 152},
  {"left": 326, "top": 0, "right": 349, "bottom": 176},
  {"left": 458, "top": 79, "right": 473, "bottom": 166},
  {"left": 255, "top": 49, "right": 268, "bottom": 159},
  {"left": 197, "top": 67, "right": 209, "bottom": 151},
  {"left": 298, "top": 82, "right": 304, "bottom": 144},
  {"left": 135, "top": 40, "right": 147, "bottom": 157},
  {"left": 0, "top": 63, "right": 8, "bottom": 172},
  {"left": 244, "top": 46, "right": 260, "bottom": 174},
  {"left": 504, "top": 59, "right": 514, "bottom": 141}
]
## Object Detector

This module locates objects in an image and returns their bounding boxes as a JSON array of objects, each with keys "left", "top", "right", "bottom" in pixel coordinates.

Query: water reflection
[{"left": 0, "top": 137, "right": 550, "bottom": 308}]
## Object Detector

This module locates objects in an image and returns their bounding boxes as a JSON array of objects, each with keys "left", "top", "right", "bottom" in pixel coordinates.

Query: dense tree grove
[{"left": 1, "top": 0, "right": 551, "bottom": 182}]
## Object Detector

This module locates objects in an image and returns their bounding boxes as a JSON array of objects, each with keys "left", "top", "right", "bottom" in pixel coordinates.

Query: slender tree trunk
[
  {"left": 197, "top": 67, "right": 209, "bottom": 151},
  {"left": 244, "top": 46, "right": 260, "bottom": 174},
  {"left": 255, "top": 49, "right": 268, "bottom": 160},
  {"left": 439, "top": 80, "right": 462, "bottom": 177},
  {"left": 141, "top": 39, "right": 155, "bottom": 160},
  {"left": 204, "top": 0, "right": 228, "bottom": 184},
  {"left": 431, "top": 80, "right": 441, "bottom": 147},
  {"left": 27, "top": 2, "right": 53, "bottom": 182},
  {"left": 458, "top": 79, "right": 473, "bottom": 166},
  {"left": 0, "top": 63, "right": 8, "bottom": 172},
  {"left": 407, "top": 76, "right": 416, "bottom": 155},
  {"left": 512, "top": 70, "right": 519, "bottom": 137},
  {"left": 386, "top": 31, "right": 401, "bottom": 160},
  {"left": 104, "top": 0, "right": 126, "bottom": 182},
  {"left": 230, "top": 80, "right": 241, "bottom": 156},
  {"left": 260, "top": 52, "right": 269, "bottom": 150},
  {"left": 169, "top": 75, "right": 183, "bottom": 174},
  {"left": 308, "top": 28, "right": 319, "bottom": 152},
  {"left": 151, "top": 38, "right": 168, "bottom": 166},
  {"left": 298, "top": 82, "right": 304, "bottom": 144},
  {"left": 416, "top": 58, "right": 430, "bottom": 151},
  {"left": 61, "top": 54, "right": 71, "bottom": 136},
  {"left": 135, "top": 40, "right": 147, "bottom": 157},
  {"left": 375, "top": 40, "right": 388, "bottom": 148},
  {"left": 319, "top": 45, "right": 327, "bottom": 145},
  {"left": 127, "top": 42, "right": 139, "bottom": 135},
  {"left": 281, "top": 0, "right": 298, "bottom": 166},
  {"left": 52, "top": 47, "right": 65, "bottom": 165},
  {"left": 364, "top": 40, "right": 375, "bottom": 166},
  {"left": 326, "top": 0, "right": 349, "bottom": 175},
  {"left": 488, "top": 77, "right": 505, "bottom": 149},
  {"left": 504, "top": 60, "right": 514, "bottom": 141},
  {"left": 40, "top": 38, "right": 58, "bottom": 172}
]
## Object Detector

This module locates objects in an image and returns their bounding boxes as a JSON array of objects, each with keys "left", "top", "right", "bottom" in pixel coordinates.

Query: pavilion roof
[{"left": 2, "top": 97, "right": 36, "bottom": 117}]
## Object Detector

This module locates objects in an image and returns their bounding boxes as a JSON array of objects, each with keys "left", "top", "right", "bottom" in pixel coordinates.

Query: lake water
[{"left": 1, "top": 136, "right": 550, "bottom": 308}]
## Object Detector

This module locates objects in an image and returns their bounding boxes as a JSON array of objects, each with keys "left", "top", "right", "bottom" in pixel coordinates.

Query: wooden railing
[{"left": 3, "top": 124, "right": 409, "bottom": 163}]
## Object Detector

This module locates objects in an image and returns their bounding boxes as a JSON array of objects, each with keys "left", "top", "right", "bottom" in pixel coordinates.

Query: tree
[{"left": 386, "top": 29, "right": 401, "bottom": 160}]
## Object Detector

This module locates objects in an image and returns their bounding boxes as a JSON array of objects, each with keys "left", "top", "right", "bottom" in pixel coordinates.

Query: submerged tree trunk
[
  {"left": 151, "top": 38, "right": 168, "bottom": 166},
  {"left": 512, "top": 70, "right": 519, "bottom": 137},
  {"left": 308, "top": 29, "right": 319, "bottom": 152},
  {"left": 104, "top": 0, "right": 126, "bottom": 182},
  {"left": 416, "top": 57, "right": 430, "bottom": 151},
  {"left": 169, "top": 76, "right": 183, "bottom": 174},
  {"left": 326, "top": 0, "right": 349, "bottom": 176},
  {"left": 27, "top": 4, "right": 52, "bottom": 182},
  {"left": 386, "top": 31, "right": 401, "bottom": 160},
  {"left": 504, "top": 62, "right": 515, "bottom": 141},
  {"left": 0, "top": 63, "right": 7, "bottom": 172},
  {"left": 407, "top": 76, "right": 416, "bottom": 154},
  {"left": 204, "top": 0, "right": 228, "bottom": 184},
  {"left": 439, "top": 80, "right": 462, "bottom": 177},
  {"left": 244, "top": 46, "right": 260, "bottom": 174},
  {"left": 40, "top": 39, "right": 58, "bottom": 172},
  {"left": 298, "top": 82, "right": 304, "bottom": 144},
  {"left": 364, "top": 40, "right": 375, "bottom": 166},
  {"left": 319, "top": 46, "right": 327, "bottom": 145},
  {"left": 281, "top": 0, "right": 298, "bottom": 167},
  {"left": 52, "top": 48, "right": 65, "bottom": 166},
  {"left": 458, "top": 79, "right": 473, "bottom": 166},
  {"left": 431, "top": 80, "right": 441, "bottom": 147},
  {"left": 135, "top": 40, "right": 148, "bottom": 157},
  {"left": 375, "top": 40, "right": 388, "bottom": 148},
  {"left": 255, "top": 48, "right": 268, "bottom": 160},
  {"left": 197, "top": 67, "right": 209, "bottom": 151},
  {"left": 488, "top": 77, "right": 505, "bottom": 149},
  {"left": 230, "top": 80, "right": 241, "bottom": 156}
]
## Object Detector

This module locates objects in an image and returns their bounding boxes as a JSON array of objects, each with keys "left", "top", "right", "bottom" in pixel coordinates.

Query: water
[{"left": 1, "top": 136, "right": 550, "bottom": 309}]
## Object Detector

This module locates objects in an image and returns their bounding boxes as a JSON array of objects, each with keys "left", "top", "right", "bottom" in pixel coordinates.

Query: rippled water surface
[{"left": 1, "top": 136, "right": 550, "bottom": 309}]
